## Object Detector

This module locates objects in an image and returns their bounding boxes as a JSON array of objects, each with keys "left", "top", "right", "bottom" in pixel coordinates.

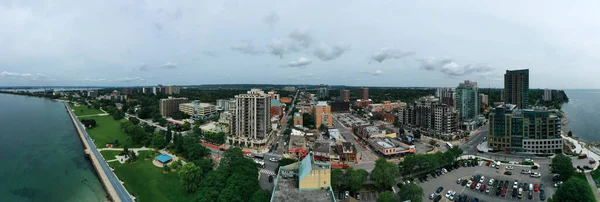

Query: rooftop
[
  {"left": 271, "top": 175, "right": 334, "bottom": 202},
  {"left": 180, "top": 102, "right": 215, "bottom": 107},
  {"left": 316, "top": 101, "right": 328, "bottom": 107},
  {"left": 155, "top": 154, "right": 172, "bottom": 164}
]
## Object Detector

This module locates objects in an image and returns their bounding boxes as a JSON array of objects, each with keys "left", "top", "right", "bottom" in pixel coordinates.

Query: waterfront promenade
[{"left": 64, "top": 103, "right": 134, "bottom": 202}]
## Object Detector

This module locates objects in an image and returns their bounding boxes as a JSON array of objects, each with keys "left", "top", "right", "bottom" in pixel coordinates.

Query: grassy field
[
  {"left": 592, "top": 168, "right": 600, "bottom": 188},
  {"left": 70, "top": 104, "right": 104, "bottom": 116},
  {"left": 100, "top": 150, "right": 124, "bottom": 161},
  {"left": 81, "top": 115, "right": 141, "bottom": 148},
  {"left": 573, "top": 173, "right": 598, "bottom": 201},
  {"left": 109, "top": 151, "right": 195, "bottom": 202}
]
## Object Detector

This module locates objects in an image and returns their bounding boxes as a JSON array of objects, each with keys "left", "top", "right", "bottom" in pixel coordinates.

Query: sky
[{"left": 1, "top": 0, "right": 599, "bottom": 89}]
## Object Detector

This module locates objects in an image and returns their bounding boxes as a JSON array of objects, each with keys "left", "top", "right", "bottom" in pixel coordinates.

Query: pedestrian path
[
  {"left": 585, "top": 173, "right": 600, "bottom": 199},
  {"left": 78, "top": 113, "right": 109, "bottom": 117},
  {"left": 260, "top": 169, "right": 276, "bottom": 176}
]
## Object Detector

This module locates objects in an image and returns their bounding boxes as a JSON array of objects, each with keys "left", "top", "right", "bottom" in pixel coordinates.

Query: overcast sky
[{"left": 1, "top": 0, "right": 599, "bottom": 89}]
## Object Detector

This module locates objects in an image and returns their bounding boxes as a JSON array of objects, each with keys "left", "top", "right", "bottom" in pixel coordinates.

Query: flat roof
[
  {"left": 376, "top": 141, "right": 393, "bottom": 148},
  {"left": 271, "top": 176, "right": 334, "bottom": 202},
  {"left": 155, "top": 154, "right": 172, "bottom": 163}
]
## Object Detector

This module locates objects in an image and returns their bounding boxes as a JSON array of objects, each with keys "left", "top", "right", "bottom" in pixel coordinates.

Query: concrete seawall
[{"left": 64, "top": 103, "right": 124, "bottom": 202}]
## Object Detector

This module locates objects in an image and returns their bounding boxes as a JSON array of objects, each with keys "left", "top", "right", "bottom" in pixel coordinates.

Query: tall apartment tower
[
  {"left": 457, "top": 80, "right": 479, "bottom": 130},
  {"left": 543, "top": 89, "right": 552, "bottom": 101},
  {"left": 317, "top": 84, "right": 329, "bottom": 99},
  {"left": 340, "top": 89, "right": 350, "bottom": 102},
  {"left": 436, "top": 88, "right": 457, "bottom": 108},
  {"left": 504, "top": 69, "right": 529, "bottom": 109},
  {"left": 314, "top": 101, "right": 333, "bottom": 130},
  {"left": 160, "top": 97, "right": 189, "bottom": 117},
  {"left": 360, "top": 87, "right": 369, "bottom": 100},
  {"left": 229, "top": 89, "right": 271, "bottom": 148}
]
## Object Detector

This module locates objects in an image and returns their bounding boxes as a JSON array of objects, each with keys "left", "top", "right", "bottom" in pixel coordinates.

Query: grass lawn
[
  {"left": 109, "top": 151, "right": 195, "bottom": 202},
  {"left": 100, "top": 150, "right": 124, "bottom": 161},
  {"left": 573, "top": 173, "right": 598, "bottom": 201},
  {"left": 592, "top": 168, "right": 600, "bottom": 188},
  {"left": 71, "top": 104, "right": 104, "bottom": 116},
  {"left": 81, "top": 115, "right": 141, "bottom": 148}
]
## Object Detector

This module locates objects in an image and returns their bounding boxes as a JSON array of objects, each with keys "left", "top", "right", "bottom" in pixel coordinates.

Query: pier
[{"left": 64, "top": 103, "right": 133, "bottom": 202}]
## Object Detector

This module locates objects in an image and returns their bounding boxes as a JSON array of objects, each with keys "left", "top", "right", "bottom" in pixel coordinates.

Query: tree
[
  {"left": 112, "top": 110, "right": 125, "bottom": 120},
  {"left": 248, "top": 190, "right": 271, "bottom": 202},
  {"left": 278, "top": 158, "right": 296, "bottom": 167},
  {"left": 192, "top": 158, "right": 216, "bottom": 175},
  {"left": 447, "top": 146, "right": 463, "bottom": 161},
  {"left": 128, "top": 117, "right": 140, "bottom": 125},
  {"left": 129, "top": 151, "right": 137, "bottom": 162},
  {"left": 567, "top": 131, "right": 573, "bottom": 137},
  {"left": 550, "top": 177, "right": 595, "bottom": 202},
  {"left": 195, "top": 170, "right": 228, "bottom": 202},
  {"left": 179, "top": 163, "right": 203, "bottom": 193},
  {"left": 551, "top": 154, "right": 574, "bottom": 181},
  {"left": 158, "top": 118, "right": 167, "bottom": 127},
  {"left": 182, "top": 122, "right": 192, "bottom": 131},
  {"left": 370, "top": 158, "right": 399, "bottom": 190},
  {"left": 345, "top": 168, "right": 369, "bottom": 192},
  {"left": 163, "top": 164, "right": 170, "bottom": 173},
  {"left": 331, "top": 169, "right": 344, "bottom": 192},
  {"left": 397, "top": 183, "right": 424, "bottom": 202},
  {"left": 122, "top": 145, "right": 129, "bottom": 155},
  {"left": 152, "top": 132, "right": 167, "bottom": 149},
  {"left": 165, "top": 129, "right": 172, "bottom": 143},
  {"left": 376, "top": 191, "right": 395, "bottom": 202}
]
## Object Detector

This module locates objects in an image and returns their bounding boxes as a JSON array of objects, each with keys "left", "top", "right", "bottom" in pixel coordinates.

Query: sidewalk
[{"left": 585, "top": 173, "right": 600, "bottom": 199}]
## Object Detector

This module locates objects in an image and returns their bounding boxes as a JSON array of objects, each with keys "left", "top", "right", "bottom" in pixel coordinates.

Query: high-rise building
[
  {"left": 314, "top": 101, "right": 333, "bottom": 130},
  {"left": 179, "top": 101, "right": 217, "bottom": 118},
  {"left": 340, "top": 89, "right": 350, "bottom": 102},
  {"left": 216, "top": 98, "right": 235, "bottom": 111},
  {"left": 142, "top": 87, "right": 148, "bottom": 94},
  {"left": 479, "top": 93, "right": 489, "bottom": 106},
  {"left": 268, "top": 90, "right": 280, "bottom": 100},
  {"left": 436, "top": 88, "right": 457, "bottom": 108},
  {"left": 317, "top": 84, "right": 329, "bottom": 99},
  {"left": 87, "top": 90, "right": 98, "bottom": 98},
  {"left": 488, "top": 105, "right": 562, "bottom": 154},
  {"left": 457, "top": 80, "right": 479, "bottom": 130},
  {"left": 504, "top": 69, "right": 529, "bottom": 109},
  {"left": 122, "top": 88, "right": 133, "bottom": 95},
  {"left": 229, "top": 89, "right": 271, "bottom": 148},
  {"left": 543, "top": 89, "right": 552, "bottom": 101},
  {"left": 165, "top": 85, "right": 181, "bottom": 95},
  {"left": 398, "top": 96, "right": 459, "bottom": 134},
  {"left": 159, "top": 97, "right": 188, "bottom": 117},
  {"left": 360, "top": 87, "right": 369, "bottom": 100}
]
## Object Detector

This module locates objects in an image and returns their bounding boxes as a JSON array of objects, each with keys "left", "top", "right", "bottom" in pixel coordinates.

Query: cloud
[
  {"left": 1, "top": 71, "right": 49, "bottom": 80},
  {"left": 137, "top": 63, "right": 149, "bottom": 71},
  {"left": 314, "top": 43, "right": 351, "bottom": 61},
  {"left": 162, "top": 62, "right": 177, "bottom": 69},
  {"left": 268, "top": 30, "right": 315, "bottom": 58},
  {"left": 417, "top": 57, "right": 493, "bottom": 77},
  {"left": 371, "top": 70, "right": 383, "bottom": 76},
  {"left": 231, "top": 41, "right": 263, "bottom": 55},
  {"left": 287, "top": 57, "right": 312, "bottom": 68},
  {"left": 118, "top": 77, "right": 144, "bottom": 82},
  {"left": 201, "top": 51, "right": 218, "bottom": 57},
  {"left": 370, "top": 48, "right": 414, "bottom": 63},
  {"left": 80, "top": 78, "right": 107, "bottom": 82},
  {"left": 262, "top": 12, "right": 279, "bottom": 26}
]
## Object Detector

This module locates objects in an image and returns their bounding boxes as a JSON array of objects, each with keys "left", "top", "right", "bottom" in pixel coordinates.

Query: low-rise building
[
  {"left": 179, "top": 101, "right": 217, "bottom": 119},
  {"left": 332, "top": 141, "right": 358, "bottom": 163},
  {"left": 271, "top": 153, "right": 334, "bottom": 202},
  {"left": 98, "top": 90, "right": 127, "bottom": 102},
  {"left": 280, "top": 97, "right": 292, "bottom": 104},
  {"left": 271, "top": 99, "right": 284, "bottom": 117},
  {"left": 354, "top": 99, "right": 372, "bottom": 108},
  {"left": 293, "top": 112, "right": 303, "bottom": 127},
  {"left": 159, "top": 97, "right": 188, "bottom": 117},
  {"left": 352, "top": 125, "right": 392, "bottom": 140},
  {"left": 367, "top": 137, "right": 416, "bottom": 157}
]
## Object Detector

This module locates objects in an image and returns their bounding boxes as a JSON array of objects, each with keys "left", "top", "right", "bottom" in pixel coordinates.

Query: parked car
[
  {"left": 590, "top": 159, "right": 596, "bottom": 164},
  {"left": 521, "top": 169, "right": 531, "bottom": 174},
  {"left": 480, "top": 184, "right": 486, "bottom": 192},
  {"left": 456, "top": 178, "right": 463, "bottom": 184},
  {"left": 539, "top": 184, "right": 544, "bottom": 191},
  {"left": 540, "top": 190, "right": 546, "bottom": 201},
  {"left": 513, "top": 181, "right": 519, "bottom": 189},
  {"left": 486, "top": 161, "right": 491, "bottom": 166},
  {"left": 506, "top": 165, "right": 514, "bottom": 170},
  {"left": 528, "top": 190, "right": 533, "bottom": 199},
  {"left": 433, "top": 195, "right": 442, "bottom": 202},
  {"left": 531, "top": 173, "right": 541, "bottom": 178},
  {"left": 504, "top": 171, "right": 512, "bottom": 175},
  {"left": 461, "top": 180, "right": 468, "bottom": 186},
  {"left": 534, "top": 184, "right": 539, "bottom": 192},
  {"left": 479, "top": 176, "right": 485, "bottom": 183},
  {"left": 466, "top": 180, "right": 473, "bottom": 188},
  {"left": 471, "top": 182, "right": 477, "bottom": 189},
  {"left": 554, "top": 181, "right": 563, "bottom": 187},
  {"left": 584, "top": 165, "right": 593, "bottom": 170},
  {"left": 445, "top": 190, "right": 453, "bottom": 198},
  {"left": 436, "top": 186, "right": 444, "bottom": 193},
  {"left": 488, "top": 178, "right": 495, "bottom": 186},
  {"left": 429, "top": 193, "right": 436, "bottom": 200}
]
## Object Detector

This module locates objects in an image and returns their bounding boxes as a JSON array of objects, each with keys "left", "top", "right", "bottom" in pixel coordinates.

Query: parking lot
[{"left": 417, "top": 161, "right": 556, "bottom": 202}]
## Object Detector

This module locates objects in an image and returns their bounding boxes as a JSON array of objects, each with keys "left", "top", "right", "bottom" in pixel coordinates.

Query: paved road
[
  {"left": 585, "top": 173, "right": 600, "bottom": 199},
  {"left": 125, "top": 114, "right": 168, "bottom": 131},
  {"left": 274, "top": 90, "right": 299, "bottom": 155},
  {"left": 67, "top": 105, "right": 134, "bottom": 202}
]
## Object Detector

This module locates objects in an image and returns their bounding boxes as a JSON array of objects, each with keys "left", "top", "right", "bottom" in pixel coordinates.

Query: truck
[{"left": 579, "top": 154, "right": 588, "bottom": 159}]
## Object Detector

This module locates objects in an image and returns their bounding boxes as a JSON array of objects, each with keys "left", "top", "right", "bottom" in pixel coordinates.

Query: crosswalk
[{"left": 260, "top": 169, "right": 276, "bottom": 176}]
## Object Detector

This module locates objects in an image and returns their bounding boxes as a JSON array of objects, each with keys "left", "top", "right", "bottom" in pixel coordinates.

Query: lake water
[
  {"left": 562, "top": 89, "right": 600, "bottom": 142},
  {"left": 0, "top": 94, "right": 106, "bottom": 201}
]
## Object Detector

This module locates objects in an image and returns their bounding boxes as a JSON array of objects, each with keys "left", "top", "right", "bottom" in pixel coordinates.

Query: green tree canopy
[
  {"left": 345, "top": 168, "right": 369, "bottom": 192},
  {"left": 376, "top": 191, "right": 396, "bottom": 202},
  {"left": 331, "top": 169, "right": 344, "bottom": 192},
  {"left": 370, "top": 158, "right": 399, "bottom": 190},
  {"left": 398, "top": 183, "right": 424, "bottom": 202},
  {"left": 551, "top": 154, "right": 574, "bottom": 181},
  {"left": 248, "top": 189, "right": 271, "bottom": 202},
  {"left": 550, "top": 177, "right": 595, "bottom": 202},
  {"left": 179, "top": 163, "right": 204, "bottom": 193}
]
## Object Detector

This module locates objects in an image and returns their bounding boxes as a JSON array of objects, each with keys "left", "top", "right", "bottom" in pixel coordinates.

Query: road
[
  {"left": 67, "top": 104, "right": 134, "bottom": 202},
  {"left": 125, "top": 114, "right": 168, "bottom": 131},
  {"left": 273, "top": 90, "right": 299, "bottom": 155},
  {"left": 459, "top": 125, "right": 488, "bottom": 155}
]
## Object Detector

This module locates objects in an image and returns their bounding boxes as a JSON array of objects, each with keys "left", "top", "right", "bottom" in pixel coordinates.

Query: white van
[{"left": 529, "top": 183, "right": 534, "bottom": 191}]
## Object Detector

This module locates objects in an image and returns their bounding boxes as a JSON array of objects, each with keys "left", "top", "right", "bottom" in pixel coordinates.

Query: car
[
  {"left": 534, "top": 184, "right": 539, "bottom": 192},
  {"left": 506, "top": 165, "right": 514, "bottom": 170},
  {"left": 528, "top": 190, "right": 533, "bottom": 199},
  {"left": 501, "top": 187, "right": 507, "bottom": 197},
  {"left": 429, "top": 193, "right": 436, "bottom": 199},
  {"left": 539, "top": 184, "right": 544, "bottom": 191},
  {"left": 504, "top": 180, "right": 509, "bottom": 187},
  {"left": 448, "top": 191, "right": 456, "bottom": 200},
  {"left": 475, "top": 183, "right": 481, "bottom": 190},
  {"left": 531, "top": 172, "right": 541, "bottom": 178},
  {"left": 268, "top": 175, "right": 274, "bottom": 182},
  {"left": 486, "top": 161, "right": 491, "bottom": 166},
  {"left": 540, "top": 190, "right": 546, "bottom": 201},
  {"left": 584, "top": 165, "right": 593, "bottom": 170},
  {"left": 485, "top": 186, "right": 490, "bottom": 193},
  {"left": 433, "top": 195, "right": 442, "bottom": 202},
  {"left": 473, "top": 198, "right": 479, "bottom": 202},
  {"left": 488, "top": 178, "right": 494, "bottom": 186},
  {"left": 479, "top": 176, "right": 485, "bottom": 183},
  {"left": 480, "top": 184, "right": 486, "bottom": 192},
  {"left": 345, "top": 191, "right": 350, "bottom": 199},
  {"left": 356, "top": 193, "right": 360, "bottom": 200},
  {"left": 523, "top": 183, "right": 529, "bottom": 191},
  {"left": 493, "top": 180, "right": 499, "bottom": 187},
  {"left": 466, "top": 180, "right": 473, "bottom": 187},
  {"left": 512, "top": 188, "right": 517, "bottom": 197},
  {"left": 457, "top": 178, "right": 463, "bottom": 184},
  {"left": 442, "top": 168, "right": 448, "bottom": 174},
  {"left": 532, "top": 165, "right": 539, "bottom": 169},
  {"left": 518, "top": 188, "right": 523, "bottom": 198},
  {"left": 471, "top": 182, "right": 478, "bottom": 189},
  {"left": 590, "top": 159, "right": 597, "bottom": 164},
  {"left": 431, "top": 173, "right": 437, "bottom": 178},
  {"left": 461, "top": 180, "right": 468, "bottom": 186},
  {"left": 445, "top": 190, "right": 453, "bottom": 198},
  {"left": 554, "top": 181, "right": 563, "bottom": 187},
  {"left": 436, "top": 186, "right": 444, "bottom": 193},
  {"left": 269, "top": 158, "right": 279, "bottom": 162},
  {"left": 419, "top": 177, "right": 423, "bottom": 183},
  {"left": 504, "top": 171, "right": 512, "bottom": 175},
  {"left": 513, "top": 181, "right": 519, "bottom": 189},
  {"left": 521, "top": 169, "right": 531, "bottom": 174}
]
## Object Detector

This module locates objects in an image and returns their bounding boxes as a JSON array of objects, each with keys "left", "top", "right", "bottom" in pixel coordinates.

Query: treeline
[
  {"left": 327, "top": 87, "right": 436, "bottom": 103},
  {"left": 81, "top": 119, "right": 97, "bottom": 128},
  {"left": 192, "top": 125, "right": 227, "bottom": 145},
  {"left": 398, "top": 147, "right": 463, "bottom": 177}
]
